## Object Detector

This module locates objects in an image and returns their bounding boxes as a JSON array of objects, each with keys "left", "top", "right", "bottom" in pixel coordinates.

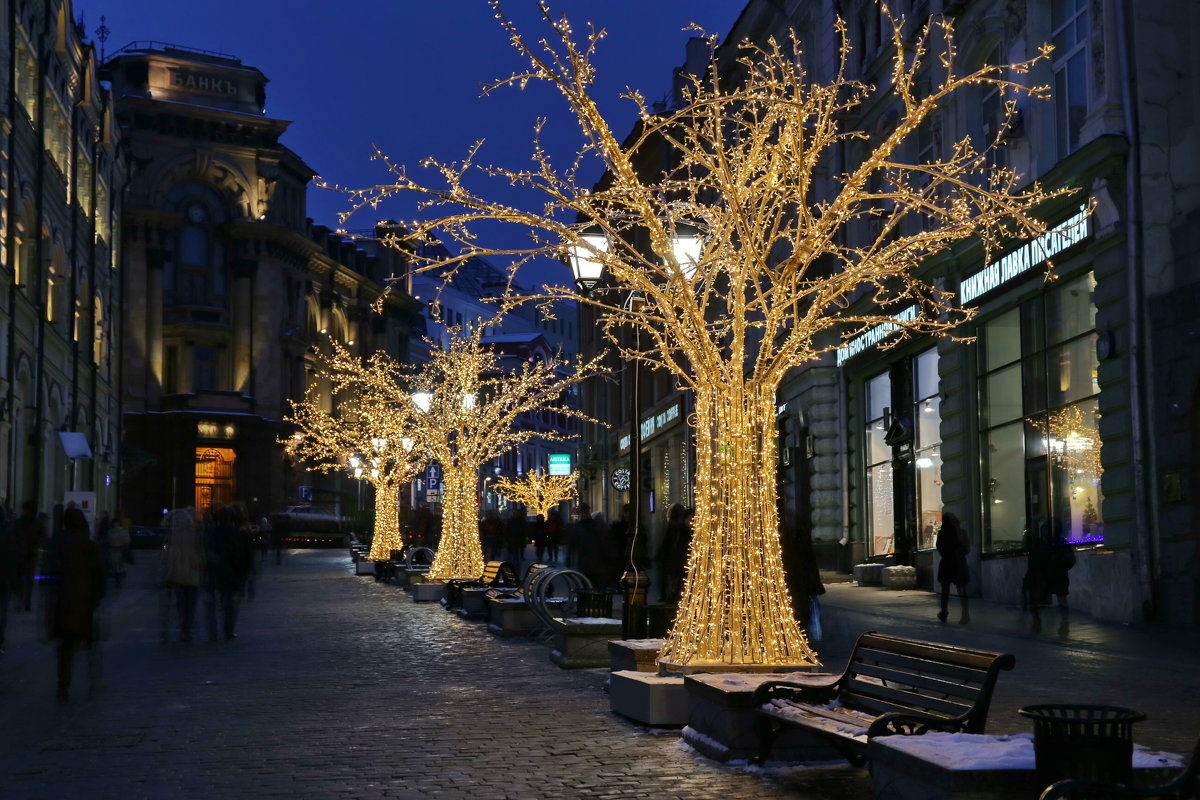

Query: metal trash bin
[
  {"left": 1018, "top": 704, "right": 1146, "bottom": 789},
  {"left": 574, "top": 587, "right": 614, "bottom": 618}
]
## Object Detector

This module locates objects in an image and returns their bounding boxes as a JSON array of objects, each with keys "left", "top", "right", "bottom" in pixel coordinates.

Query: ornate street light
[{"left": 565, "top": 230, "right": 608, "bottom": 292}]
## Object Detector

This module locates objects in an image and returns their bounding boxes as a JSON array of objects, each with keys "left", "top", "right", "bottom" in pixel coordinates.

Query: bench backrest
[
  {"left": 839, "top": 632, "right": 1016, "bottom": 733},
  {"left": 486, "top": 562, "right": 550, "bottom": 600}
]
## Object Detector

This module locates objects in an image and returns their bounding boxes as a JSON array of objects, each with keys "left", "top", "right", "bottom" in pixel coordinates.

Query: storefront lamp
[{"left": 566, "top": 230, "right": 608, "bottom": 293}]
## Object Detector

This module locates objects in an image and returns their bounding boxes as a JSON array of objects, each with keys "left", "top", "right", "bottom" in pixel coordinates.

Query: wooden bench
[
  {"left": 485, "top": 563, "right": 551, "bottom": 603},
  {"left": 1039, "top": 735, "right": 1200, "bottom": 799},
  {"left": 444, "top": 561, "right": 519, "bottom": 609},
  {"left": 753, "top": 631, "right": 1016, "bottom": 766}
]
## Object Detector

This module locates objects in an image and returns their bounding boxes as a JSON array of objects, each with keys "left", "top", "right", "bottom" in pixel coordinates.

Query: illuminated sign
[
  {"left": 172, "top": 70, "right": 238, "bottom": 96},
  {"left": 619, "top": 402, "right": 682, "bottom": 451},
  {"left": 548, "top": 454, "right": 572, "bottom": 476},
  {"left": 836, "top": 306, "right": 917, "bottom": 366},
  {"left": 959, "top": 205, "right": 1090, "bottom": 305}
]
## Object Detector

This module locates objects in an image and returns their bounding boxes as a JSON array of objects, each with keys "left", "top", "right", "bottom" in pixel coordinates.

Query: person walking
[
  {"left": 107, "top": 512, "right": 132, "bottom": 590},
  {"left": 545, "top": 511, "right": 565, "bottom": 564},
  {"left": 204, "top": 505, "right": 251, "bottom": 641},
  {"left": 531, "top": 514, "right": 548, "bottom": 562},
  {"left": 162, "top": 508, "right": 205, "bottom": 642},
  {"left": 42, "top": 508, "right": 106, "bottom": 702},
  {"left": 656, "top": 504, "right": 693, "bottom": 604},
  {"left": 12, "top": 501, "right": 46, "bottom": 612},
  {"left": 936, "top": 511, "right": 970, "bottom": 624},
  {"left": 0, "top": 506, "right": 15, "bottom": 655}
]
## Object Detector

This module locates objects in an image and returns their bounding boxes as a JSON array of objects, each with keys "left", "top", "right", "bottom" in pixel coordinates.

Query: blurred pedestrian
[
  {"left": 545, "top": 511, "right": 565, "bottom": 563},
  {"left": 574, "top": 507, "right": 610, "bottom": 589},
  {"left": 936, "top": 511, "right": 970, "bottom": 624},
  {"left": 12, "top": 501, "right": 47, "bottom": 611},
  {"left": 531, "top": 514, "right": 548, "bottom": 562},
  {"left": 656, "top": 504, "right": 693, "bottom": 604},
  {"left": 162, "top": 508, "right": 205, "bottom": 643},
  {"left": 781, "top": 518, "right": 825, "bottom": 640},
  {"left": 503, "top": 508, "right": 527, "bottom": 566},
  {"left": 479, "top": 511, "right": 503, "bottom": 561},
  {"left": 0, "top": 506, "right": 15, "bottom": 654},
  {"left": 256, "top": 515, "right": 272, "bottom": 563},
  {"left": 42, "top": 508, "right": 105, "bottom": 702},
  {"left": 107, "top": 512, "right": 133, "bottom": 590},
  {"left": 204, "top": 505, "right": 251, "bottom": 641}
]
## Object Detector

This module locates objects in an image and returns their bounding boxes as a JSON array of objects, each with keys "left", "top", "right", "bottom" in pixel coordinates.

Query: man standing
[{"left": 12, "top": 502, "right": 47, "bottom": 612}]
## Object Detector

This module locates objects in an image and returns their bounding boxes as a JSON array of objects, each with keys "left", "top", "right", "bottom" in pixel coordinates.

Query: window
[
  {"left": 193, "top": 345, "right": 221, "bottom": 391},
  {"left": 913, "top": 347, "right": 942, "bottom": 549},
  {"left": 978, "top": 273, "right": 1102, "bottom": 553},
  {"left": 164, "top": 182, "right": 229, "bottom": 310},
  {"left": 1052, "top": 0, "right": 1089, "bottom": 158},
  {"left": 865, "top": 372, "right": 894, "bottom": 556}
]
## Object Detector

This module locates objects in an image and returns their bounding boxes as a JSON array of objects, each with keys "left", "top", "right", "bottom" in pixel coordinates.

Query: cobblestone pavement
[{"left": 0, "top": 551, "right": 871, "bottom": 800}]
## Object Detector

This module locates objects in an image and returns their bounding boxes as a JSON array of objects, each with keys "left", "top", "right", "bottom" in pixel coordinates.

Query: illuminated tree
[
  {"left": 494, "top": 468, "right": 578, "bottom": 520},
  {"left": 339, "top": 3, "right": 1086, "bottom": 667},
  {"left": 285, "top": 341, "right": 426, "bottom": 560},
  {"left": 410, "top": 327, "right": 599, "bottom": 581}
]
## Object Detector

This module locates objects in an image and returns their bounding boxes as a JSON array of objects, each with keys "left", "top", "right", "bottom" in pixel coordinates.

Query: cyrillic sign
[{"left": 959, "top": 205, "right": 1090, "bottom": 305}]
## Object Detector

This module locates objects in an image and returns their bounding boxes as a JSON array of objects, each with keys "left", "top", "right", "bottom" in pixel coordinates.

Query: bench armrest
[{"left": 752, "top": 677, "right": 841, "bottom": 706}]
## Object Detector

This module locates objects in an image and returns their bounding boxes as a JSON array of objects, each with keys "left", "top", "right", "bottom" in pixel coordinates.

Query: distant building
[
  {"left": 105, "top": 43, "right": 420, "bottom": 524},
  {"left": 0, "top": 0, "right": 124, "bottom": 514}
]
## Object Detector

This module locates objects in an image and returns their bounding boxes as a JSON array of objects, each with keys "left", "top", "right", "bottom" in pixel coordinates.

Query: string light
[
  {"left": 494, "top": 468, "right": 578, "bottom": 520},
  {"left": 337, "top": 2, "right": 1088, "bottom": 667}
]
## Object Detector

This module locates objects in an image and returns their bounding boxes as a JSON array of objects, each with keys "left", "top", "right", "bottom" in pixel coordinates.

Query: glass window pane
[
  {"left": 867, "top": 419, "right": 891, "bottom": 465},
  {"left": 1021, "top": 300, "right": 1045, "bottom": 356},
  {"left": 983, "top": 421, "right": 1026, "bottom": 552},
  {"left": 984, "top": 308, "right": 1021, "bottom": 372},
  {"left": 984, "top": 364, "right": 1022, "bottom": 426},
  {"left": 916, "top": 395, "right": 941, "bottom": 447},
  {"left": 1047, "top": 274, "right": 1096, "bottom": 344},
  {"left": 1047, "top": 336, "right": 1098, "bottom": 407},
  {"left": 866, "top": 372, "right": 890, "bottom": 421},
  {"left": 915, "top": 448, "right": 942, "bottom": 550},
  {"left": 1047, "top": 398, "right": 1104, "bottom": 544},
  {"left": 914, "top": 347, "right": 939, "bottom": 401},
  {"left": 868, "top": 461, "right": 894, "bottom": 556},
  {"left": 1022, "top": 353, "right": 1047, "bottom": 416}
]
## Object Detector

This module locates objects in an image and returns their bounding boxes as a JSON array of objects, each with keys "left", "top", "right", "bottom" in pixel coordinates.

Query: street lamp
[{"left": 565, "top": 224, "right": 700, "bottom": 638}]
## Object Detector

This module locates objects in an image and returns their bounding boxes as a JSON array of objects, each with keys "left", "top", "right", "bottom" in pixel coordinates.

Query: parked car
[
  {"left": 130, "top": 525, "right": 167, "bottom": 549},
  {"left": 270, "top": 505, "right": 347, "bottom": 547}
]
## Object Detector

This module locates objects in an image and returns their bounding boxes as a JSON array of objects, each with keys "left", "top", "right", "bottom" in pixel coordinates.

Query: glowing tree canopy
[
  {"left": 494, "top": 468, "right": 578, "bottom": 521},
  {"left": 409, "top": 326, "right": 599, "bottom": 581},
  {"left": 285, "top": 341, "right": 426, "bottom": 560},
  {"left": 340, "top": 3, "right": 1086, "bottom": 667}
]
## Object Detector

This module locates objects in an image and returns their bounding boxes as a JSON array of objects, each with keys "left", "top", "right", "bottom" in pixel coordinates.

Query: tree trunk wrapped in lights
[
  {"left": 494, "top": 469, "right": 578, "bottom": 521},
  {"left": 411, "top": 327, "right": 601, "bottom": 581},
  {"left": 284, "top": 341, "right": 426, "bottom": 561},
  {"left": 337, "top": 3, "right": 1088, "bottom": 666}
]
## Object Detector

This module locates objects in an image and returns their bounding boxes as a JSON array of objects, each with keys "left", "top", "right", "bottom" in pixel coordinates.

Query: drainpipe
[
  {"left": 838, "top": 366, "right": 852, "bottom": 569},
  {"left": 1115, "top": 0, "right": 1155, "bottom": 620},
  {"left": 5, "top": 0, "right": 19, "bottom": 502}
]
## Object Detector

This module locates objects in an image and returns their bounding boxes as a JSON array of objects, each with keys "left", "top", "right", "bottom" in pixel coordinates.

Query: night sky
[{"left": 73, "top": 0, "right": 746, "bottom": 288}]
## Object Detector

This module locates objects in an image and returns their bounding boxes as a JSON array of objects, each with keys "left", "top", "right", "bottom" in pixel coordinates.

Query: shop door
[{"left": 195, "top": 447, "right": 236, "bottom": 514}]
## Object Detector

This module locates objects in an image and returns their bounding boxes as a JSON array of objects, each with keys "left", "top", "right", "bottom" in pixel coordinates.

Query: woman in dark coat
[
  {"left": 936, "top": 512, "right": 970, "bottom": 624},
  {"left": 43, "top": 508, "right": 106, "bottom": 701}
]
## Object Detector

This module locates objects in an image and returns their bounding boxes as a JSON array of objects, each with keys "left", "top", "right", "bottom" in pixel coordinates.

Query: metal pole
[{"left": 622, "top": 321, "right": 648, "bottom": 639}]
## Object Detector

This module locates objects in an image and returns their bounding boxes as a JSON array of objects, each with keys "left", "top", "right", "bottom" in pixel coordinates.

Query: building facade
[
  {"left": 106, "top": 43, "right": 420, "bottom": 525},
  {"left": 1, "top": 0, "right": 123, "bottom": 517}
]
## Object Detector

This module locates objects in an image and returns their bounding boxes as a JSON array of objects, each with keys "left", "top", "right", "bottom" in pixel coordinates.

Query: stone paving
[{"left": 0, "top": 550, "right": 871, "bottom": 799}]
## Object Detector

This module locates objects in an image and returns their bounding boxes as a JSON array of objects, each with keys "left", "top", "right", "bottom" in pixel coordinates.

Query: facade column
[
  {"left": 146, "top": 247, "right": 164, "bottom": 405},
  {"left": 232, "top": 257, "right": 256, "bottom": 392}
]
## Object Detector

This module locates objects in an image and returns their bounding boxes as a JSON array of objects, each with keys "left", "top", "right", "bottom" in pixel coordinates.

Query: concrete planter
[
  {"left": 485, "top": 597, "right": 565, "bottom": 636},
  {"left": 550, "top": 618, "right": 622, "bottom": 669},
  {"left": 610, "top": 670, "right": 687, "bottom": 726},
  {"left": 852, "top": 562, "right": 884, "bottom": 587},
  {"left": 882, "top": 565, "right": 918, "bottom": 590},
  {"left": 681, "top": 672, "right": 838, "bottom": 764},
  {"left": 457, "top": 586, "right": 491, "bottom": 621},
  {"left": 608, "top": 639, "right": 663, "bottom": 673},
  {"left": 354, "top": 560, "right": 376, "bottom": 576},
  {"left": 411, "top": 580, "right": 446, "bottom": 603},
  {"left": 867, "top": 732, "right": 1182, "bottom": 800}
]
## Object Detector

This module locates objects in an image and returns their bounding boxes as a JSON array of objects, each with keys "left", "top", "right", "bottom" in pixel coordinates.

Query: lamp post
[{"left": 566, "top": 225, "right": 698, "bottom": 638}]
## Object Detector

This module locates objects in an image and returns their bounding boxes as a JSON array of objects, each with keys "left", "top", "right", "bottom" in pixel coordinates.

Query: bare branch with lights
[{"left": 494, "top": 469, "right": 578, "bottom": 520}]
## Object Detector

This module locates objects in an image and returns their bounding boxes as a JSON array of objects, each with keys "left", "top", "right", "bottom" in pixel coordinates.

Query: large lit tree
[
  {"left": 285, "top": 341, "right": 426, "bottom": 560},
  {"left": 339, "top": 3, "right": 1084, "bottom": 667},
  {"left": 408, "top": 326, "right": 599, "bottom": 581},
  {"left": 494, "top": 468, "right": 578, "bottom": 521}
]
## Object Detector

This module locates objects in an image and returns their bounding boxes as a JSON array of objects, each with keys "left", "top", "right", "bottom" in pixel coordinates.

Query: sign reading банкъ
[{"left": 172, "top": 69, "right": 238, "bottom": 96}]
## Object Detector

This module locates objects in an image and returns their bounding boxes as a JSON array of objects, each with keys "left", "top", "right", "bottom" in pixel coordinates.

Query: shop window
[
  {"left": 913, "top": 347, "right": 942, "bottom": 550},
  {"left": 865, "top": 372, "right": 894, "bottom": 556},
  {"left": 979, "top": 273, "right": 1101, "bottom": 553}
]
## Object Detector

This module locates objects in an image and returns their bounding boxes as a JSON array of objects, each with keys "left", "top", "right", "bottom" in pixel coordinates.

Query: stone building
[
  {"left": 0, "top": 0, "right": 123, "bottom": 516},
  {"left": 105, "top": 43, "right": 420, "bottom": 525}
]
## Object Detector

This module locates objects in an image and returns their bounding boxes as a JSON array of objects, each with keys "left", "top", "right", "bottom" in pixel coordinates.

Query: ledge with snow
[{"left": 868, "top": 732, "right": 1182, "bottom": 800}]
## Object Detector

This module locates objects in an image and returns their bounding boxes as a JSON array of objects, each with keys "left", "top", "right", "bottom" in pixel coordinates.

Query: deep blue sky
[{"left": 75, "top": 0, "right": 746, "bottom": 288}]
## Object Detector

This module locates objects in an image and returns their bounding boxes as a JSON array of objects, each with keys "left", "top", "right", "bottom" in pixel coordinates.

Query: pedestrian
[
  {"left": 12, "top": 501, "right": 47, "bottom": 612},
  {"left": 42, "top": 508, "right": 106, "bottom": 702},
  {"left": 1040, "top": 526, "right": 1076, "bottom": 635},
  {"left": 271, "top": 512, "right": 287, "bottom": 565},
  {"left": 503, "top": 508, "right": 527, "bottom": 566},
  {"left": 936, "top": 511, "right": 970, "bottom": 624},
  {"left": 256, "top": 515, "right": 272, "bottom": 563},
  {"left": 204, "top": 505, "right": 251, "bottom": 640},
  {"left": 479, "top": 511, "right": 503, "bottom": 561},
  {"left": 545, "top": 511, "right": 565, "bottom": 563},
  {"left": 107, "top": 512, "right": 133, "bottom": 590},
  {"left": 531, "top": 514, "right": 548, "bottom": 562},
  {"left": 656, "top": 504, "right": 693, "bottom": 604},
  {"left": 162, "top": 508, "right": 206, "bottom": 642},
  {"left": 0, "top": 505, "right": 15, "bottom": 654},
  {"left": 574, "top": 507, "right": 611, "bottom": 590},
  {"left": 605, "top": 503, "right": 634, "bottom": 589},
  {"left": 782, "top": 518, "right": 825, "bottom": 640}
]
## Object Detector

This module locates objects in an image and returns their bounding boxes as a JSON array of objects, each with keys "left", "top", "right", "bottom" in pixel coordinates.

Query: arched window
[
  {"left": 164, "top": 182, "right": 229, "bottom": 309},
  {"left": 93, "top": 292, "right": 104, "bottom": 364}
]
